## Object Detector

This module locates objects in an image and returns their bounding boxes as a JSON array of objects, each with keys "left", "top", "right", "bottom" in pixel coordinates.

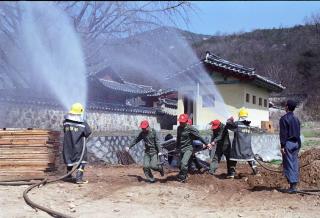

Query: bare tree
[
  {"left": 304, "top": 11, "right": 320, "bottom": 47},
  {"left": 57, "top": 1, "right": 193, "bottom": 71},
  {"left": 0, "top": 1, "right": 193, "bottom": 78}
]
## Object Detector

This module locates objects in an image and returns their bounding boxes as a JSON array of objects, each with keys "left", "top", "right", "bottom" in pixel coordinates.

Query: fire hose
[
  {"left": 0, "top": 137, "right": 88, "bottom": 218},
  {"left": 254, "top": 153, "right": 320, "bottom": 196},
  {"left": 161, "top": 139, "right": 320, "bottom": 196}
]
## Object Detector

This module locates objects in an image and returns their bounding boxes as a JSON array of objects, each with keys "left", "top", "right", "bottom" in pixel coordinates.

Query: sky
[{"left": 178, "top": 1, "right": 320, "bottom": 35}]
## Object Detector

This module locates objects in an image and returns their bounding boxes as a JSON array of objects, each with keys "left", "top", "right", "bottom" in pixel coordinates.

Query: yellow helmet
[
  {"left": 69, "top": 103, "right": 84, "bottom": 115},
  {"left": 238, "top": 107, "right": 248, "bottom": 118}
]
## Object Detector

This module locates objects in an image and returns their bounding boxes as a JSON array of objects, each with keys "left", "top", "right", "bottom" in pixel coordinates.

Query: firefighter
[
  {"left": 125, "top": 120, "right": 164, "bottom": 183},
  {"left": 279, "top": 99, "right": 301, "bottom": 193},
  {"left": 63, "top": 103, "right": 92, "bottom": 184},
  {"left": 208, "top": 119, "right": 232, "bottom": 177},
  {"left": 226, "top": 108, "right": 259, "bottom": 179},
  {"left": 176, "top": 114, "right": 210, "bottom": 182}
]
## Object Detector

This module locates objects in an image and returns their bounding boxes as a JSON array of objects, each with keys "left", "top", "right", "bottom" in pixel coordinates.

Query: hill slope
[
  {"left": 192, "top": 25, "right": 320, "bottom": 95},
  {"left": 192, "top": 24, "right": 320, "bottom": 118}
]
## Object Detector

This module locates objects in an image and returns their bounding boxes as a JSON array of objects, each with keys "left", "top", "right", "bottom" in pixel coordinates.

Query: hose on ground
[
  {"left": 254, "top": 152, "right": 320, "bottom": 173},
  {"left": 254, "top": 154, "right": 320, "bottom": 196},
  {"left": 22, "top": 137, "right": 87, "bottom": 217},
  {"left": 254, "top": 154, "right": 283, "bottom": 173}
]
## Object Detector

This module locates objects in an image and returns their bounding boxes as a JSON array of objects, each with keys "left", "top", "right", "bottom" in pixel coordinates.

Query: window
[
  {"left": 259, "top": 97, "right": 262, "bottom": 106},
  {"left": 246, "top": 93, "right": 250, "bottom": 103},
  {"left": 252, "top": 95, "right": 256, "bottom": 104},
  {"left": 264, "top": 99, "right": 268, "bottom": 108},
  {"left": 202, "top": 95, "right": 215, "bottom": 107}
]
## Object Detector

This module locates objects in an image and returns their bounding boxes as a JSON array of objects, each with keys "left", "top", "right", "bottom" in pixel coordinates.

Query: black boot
[
  {"left": 64, "top": 166, "right": 74, "bottom": 182},
  {"left": 227, "top": 167, "right": 236, "bottom": 179},
  {"left": 252, "top": 167, "right": 261, "bottom": 176},
  {"left": 226, "top": 172, "right": 235, "bottom": 179},
  {"left": 177, "top": 173, "right": 187, "bottom": 183},
  {"left": 76, "top": 169, "right": 88, "bottom": 184},
  {"left": 147, "top": 178, "right": 156, "bottom": 183},
  {"left": 159, "top": 165, "right": 165, "bottom": 177},
  {"left": 287, "top": 183, "right": 298, "bottom": 194}
]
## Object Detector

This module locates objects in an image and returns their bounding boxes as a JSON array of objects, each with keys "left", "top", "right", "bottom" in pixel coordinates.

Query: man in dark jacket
[
  {"left": 226, "top": 108, "right": 259, "bottom": 179},
  {"left": 176, "top": 114, "right": 210, "bottom": 182},
  {"left": 208, "top": 120, "right": 232, "bottom": 177},
  {"left": 63, "top": 103, "right": 92, "bottom": 184},
  {"left": 279, "top": 99, "right": 301, "bottom": 193},
  {"left": 126, "top": 120, "right": 164, "bottom": 183}
]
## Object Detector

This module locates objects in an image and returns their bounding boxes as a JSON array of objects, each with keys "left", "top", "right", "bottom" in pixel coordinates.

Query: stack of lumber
[{"left": 0, "top": 128, "right": 60, "bottom": 181}]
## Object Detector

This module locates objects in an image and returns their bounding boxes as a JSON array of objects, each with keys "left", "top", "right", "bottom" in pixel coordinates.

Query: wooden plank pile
[{"left": 0, "top": 128, "right": 61, "bottom": 182}]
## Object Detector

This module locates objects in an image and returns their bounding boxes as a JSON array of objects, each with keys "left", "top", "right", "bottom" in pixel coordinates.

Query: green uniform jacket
[
  {"left": 177, "top": 124, "right": 208, "bottom": 152},
  {"left": 129, "top": 128, "right": 160, "bottom": 155},
  {"left": 211, "top": 123, "right": 231, "bottom": 147}
]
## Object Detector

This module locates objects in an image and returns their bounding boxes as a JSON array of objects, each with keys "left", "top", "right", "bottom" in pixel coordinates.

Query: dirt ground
[{"left": 2, "top": 155, "right": 320, "bottom": 218}]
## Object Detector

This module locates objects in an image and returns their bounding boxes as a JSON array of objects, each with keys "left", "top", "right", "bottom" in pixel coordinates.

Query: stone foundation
[{"left": 85, "top": 132, "right": 281, "bottom": 165}]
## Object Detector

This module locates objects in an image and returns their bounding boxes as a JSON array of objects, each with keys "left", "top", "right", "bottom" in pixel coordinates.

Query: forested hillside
[{"left": 191, "top": 23, "right": 320, "bottom": 119}]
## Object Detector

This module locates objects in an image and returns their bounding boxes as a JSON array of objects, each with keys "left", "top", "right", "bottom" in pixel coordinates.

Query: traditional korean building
[{"left": 174, "top": 52, "right": 285, "bottom": 129}]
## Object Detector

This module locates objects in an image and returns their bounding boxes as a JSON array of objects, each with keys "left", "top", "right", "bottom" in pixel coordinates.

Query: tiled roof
[
  {"left": 0, "top": 93, "right": 61, "bottom": 107},
  {"left": 163, "top": 52, "right": 285, "bottom": 93},
  {"left": 98, "top": 78, "right": 155, "bottom": 95},
  {"left": 204, "top": 52, "right": 285, "bottom": 92},
  {"left": 0, "top": 95, "right": 163, "bottom": 115},
  {"left": 147, "top": 89, "right": 177, "bottom": 97},
  {"left": 92, "top": 76, "right": 175, "bottom": 97},
  {"left": 88, "top": 101, "right": 161, "bottom": 115},
  {"left": 161, "top": 106, "right": 178, "bottom": 116},
  {"left": 159, "top": 98, "right": 177, "bottom": 108},
  {"left": 205, "top": 52, "right": 255, "bottom": 75}
]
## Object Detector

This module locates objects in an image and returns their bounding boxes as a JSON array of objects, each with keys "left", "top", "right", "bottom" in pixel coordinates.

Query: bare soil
[{"left": 2, "top": 149, "right": 320, "bottom": 218}]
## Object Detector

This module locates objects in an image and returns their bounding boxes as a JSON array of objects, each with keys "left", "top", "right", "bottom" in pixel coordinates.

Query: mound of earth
[{"left": 248, "top": 148, "right": 320, "bottom": 189}]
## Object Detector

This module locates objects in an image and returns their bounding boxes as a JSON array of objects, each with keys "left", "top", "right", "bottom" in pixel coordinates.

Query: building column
[{"left": 194, "top": 82, "right": 201, "bottom": 127}]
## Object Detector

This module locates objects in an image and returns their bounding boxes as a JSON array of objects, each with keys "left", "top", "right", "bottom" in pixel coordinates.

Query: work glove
[
  {"left": 125, "top": 146, "right": 130, "bottom": 152},
  {"left": 206, "top": 143, "right": 213, "bottom": 150}
]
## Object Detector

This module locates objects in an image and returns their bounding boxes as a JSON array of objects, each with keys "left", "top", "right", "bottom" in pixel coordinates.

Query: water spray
[{"left": 20, "top": 2, "right": 87, "bottom": 110}]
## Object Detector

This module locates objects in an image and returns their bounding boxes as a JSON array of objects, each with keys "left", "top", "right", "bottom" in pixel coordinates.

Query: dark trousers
[
  {"left": 229, "top": 160, "right": 257, "bottom": 174},
  {"left": 209, "top": 144, "right": 231, "bottom": 174},
  {"left": 283, "top": 141, "right": 300, "bottom": 184},
  {"left": 189, "top": 154, "right": 209, "bottom": 172},
  {"left": 143, "top": 153, "right": 161, "bottom": 181},
  {"left": 179, "top": 150, "right": 193, "bottom": 179}
]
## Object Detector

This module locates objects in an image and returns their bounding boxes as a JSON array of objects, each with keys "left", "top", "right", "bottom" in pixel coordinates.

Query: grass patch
[
  {"left": 302, "top": 130, "right": 320, "bottom": 138},
  {"left": 269, "top": 159, "right": 282, "bottom": 165},
  {"left": 302, "top": 140, "right": 319, "bottom": 148}
]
